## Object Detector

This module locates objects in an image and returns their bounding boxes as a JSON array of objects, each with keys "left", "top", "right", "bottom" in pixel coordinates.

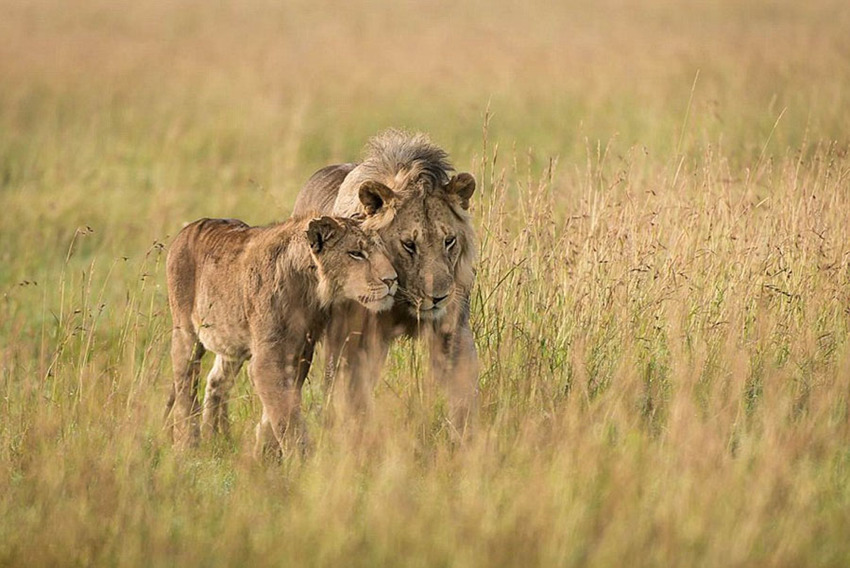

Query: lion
[
  {"left": 291, "top": 129, "right": 479, "bottom": 437},
  {"left": 165, "top": 203, "right": 397, "bottom": 455}
]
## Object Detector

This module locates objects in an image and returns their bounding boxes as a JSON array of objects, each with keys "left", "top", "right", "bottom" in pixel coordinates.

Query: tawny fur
[
  {"left": 291, "top": 129, "right": 480, "bottom": 437},
  {"left": 165, "top": 215, "right": 397, "bottom": 456}
]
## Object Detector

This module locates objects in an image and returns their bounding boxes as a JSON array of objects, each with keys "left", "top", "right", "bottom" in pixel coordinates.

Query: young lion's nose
[
  {"left": 382, "top": 276, "right": 397, "bottom": 289},
  {"left": 431, "top": 294, "right": 448, "bottom": 305}
]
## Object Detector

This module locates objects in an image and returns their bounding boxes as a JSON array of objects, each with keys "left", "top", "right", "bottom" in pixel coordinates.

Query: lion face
[
  {"left": 357, "top": 173, "right": 477, "bottom": 320},
  {"left": 306, "top": 217, "right": 398, "bottom": 312}
]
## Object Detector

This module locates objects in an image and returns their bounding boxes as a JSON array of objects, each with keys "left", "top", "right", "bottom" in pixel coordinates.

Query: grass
[{"left": 2, "top": 0, "right": 850, "bottom": 565}]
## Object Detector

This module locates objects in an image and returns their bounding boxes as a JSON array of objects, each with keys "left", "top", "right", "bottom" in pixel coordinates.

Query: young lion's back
[{"left": 166, "top": 218, "right": 259, "bottom": 356}]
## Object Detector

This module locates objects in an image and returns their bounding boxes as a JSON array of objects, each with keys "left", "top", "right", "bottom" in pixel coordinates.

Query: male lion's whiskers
[
  {"left": 445, "top": 289, "right": 462, "bottom": 311},
  {"left": 394, "top": 286, "right": 419, "bottom": 305}
]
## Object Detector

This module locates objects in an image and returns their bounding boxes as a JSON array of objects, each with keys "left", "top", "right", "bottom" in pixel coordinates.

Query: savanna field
[{"left": 2, "top": 0, "right": 850, "bottom": 565}]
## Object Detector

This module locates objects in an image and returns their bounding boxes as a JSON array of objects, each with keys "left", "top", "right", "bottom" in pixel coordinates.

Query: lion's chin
[
  {"left": 361, "top": 296, "right": 395, "bottom": 313},
  {"left": 409, "top": 305, "right": 446, "bottom": 321}
]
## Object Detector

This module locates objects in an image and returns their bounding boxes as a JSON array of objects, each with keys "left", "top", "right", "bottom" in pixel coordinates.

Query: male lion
[
  {"left": 291, "top": 129, "right": 479, "bottom": 436},
  {"left": 165, "top": 205, "right": 397, "bottom": 455}
]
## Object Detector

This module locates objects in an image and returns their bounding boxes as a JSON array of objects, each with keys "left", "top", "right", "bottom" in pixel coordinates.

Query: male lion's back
[{"left": 292, "top": 163, "right": 357, "bottom": 217}]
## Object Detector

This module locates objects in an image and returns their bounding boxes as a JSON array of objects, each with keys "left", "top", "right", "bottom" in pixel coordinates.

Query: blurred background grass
[{"left": 2, "top": 0, "right": 850, "bottom": 565}]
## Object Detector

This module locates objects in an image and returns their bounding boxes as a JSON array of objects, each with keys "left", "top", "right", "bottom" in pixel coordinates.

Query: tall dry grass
[{"left": 2, "top": 0, "right": 850, "bottom": 565}]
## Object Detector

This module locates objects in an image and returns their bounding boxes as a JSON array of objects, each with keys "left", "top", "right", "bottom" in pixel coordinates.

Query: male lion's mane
[
  {"left": 358, "top": 129, "right": 454, "bottom": 194},
  {"left": 334, "top": 129, "right": 455, "bottom": 223}
]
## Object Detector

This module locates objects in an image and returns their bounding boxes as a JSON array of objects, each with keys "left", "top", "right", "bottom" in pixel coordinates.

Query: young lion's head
[{"left": 306, "top": 215, "right": 397, "bottom": 312}]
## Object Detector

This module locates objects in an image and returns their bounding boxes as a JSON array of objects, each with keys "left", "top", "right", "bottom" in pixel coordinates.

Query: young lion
[{"left": 166, "top": 209, "right": 397, "bottom": 455}]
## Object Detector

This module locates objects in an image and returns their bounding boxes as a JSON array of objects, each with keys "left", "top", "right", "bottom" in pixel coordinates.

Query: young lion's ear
[
  {"left": 358, "top": 181, "right": 396, "bottom": 216},
  {"left": 306, "top": 216, "right": 341, "bottom": 254},
  {"left": 445, "top": 173, "right": 476, "bottom": 210}
]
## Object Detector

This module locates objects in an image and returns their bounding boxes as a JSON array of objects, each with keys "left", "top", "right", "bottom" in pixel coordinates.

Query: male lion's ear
[
  {"left": 306, "top": 216, "right": 341, "bottom": 254},
  {"left": 445, "top": 173, "right": 476, "bottom": 210},
  {"left": 358, "top": 181, "right": 396, "bottom": 216}
]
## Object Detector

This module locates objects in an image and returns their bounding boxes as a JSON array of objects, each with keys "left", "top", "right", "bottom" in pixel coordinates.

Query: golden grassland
[{"left": 2, "top": 0, "right": 850, "bottom": 565}]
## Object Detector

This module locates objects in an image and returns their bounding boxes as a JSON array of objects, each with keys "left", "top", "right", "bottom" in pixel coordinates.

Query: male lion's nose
[{"left": 431, "top": 294, "right": 448, "bottom": 305}]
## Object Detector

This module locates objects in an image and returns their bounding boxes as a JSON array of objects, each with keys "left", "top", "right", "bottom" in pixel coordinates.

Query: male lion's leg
[
  {"left": 323, "top": 303, "right": 389, "bottom": 416},
  {"left": 322, "top": 303, "right": 360, "bottom": 391},
  {"left": 429, "top": 308, "right": 480, "bottom": 441},
  {"left": 317, "top": 330, "right": 387, "bottom": 451},
  {"left": 249, "top": 345, "right": 306, "bottom": 459},
  {"left": 202, "top": 355, "right": 244, "bottom": 438},
  {"left": 170, "top": 327, "right": 205, "bottom": 448},
  {"left": 452, "top": 326, "right": 481, "bottom": 430},
  {"left": 347, "top": 326, "right": 390, "bottom": 414}
]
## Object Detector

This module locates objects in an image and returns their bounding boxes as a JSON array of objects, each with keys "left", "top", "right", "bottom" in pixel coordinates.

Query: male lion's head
[
  {"left": 355, "top": 173, "right": 477, "bottom": 320},
  {"left": 306, "top": 215, "right": 398, "bottom": 312}
]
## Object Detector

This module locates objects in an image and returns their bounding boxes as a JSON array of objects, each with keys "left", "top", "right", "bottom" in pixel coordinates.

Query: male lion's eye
[
  {"left": 348, "top": 251, "right": 367, "bottom": 261},
  {"left": 402, "top": 240, "right": 417, "bottom": 254},
  {"left": 445, "top": 236, "right": 457, "bottom": 250}
]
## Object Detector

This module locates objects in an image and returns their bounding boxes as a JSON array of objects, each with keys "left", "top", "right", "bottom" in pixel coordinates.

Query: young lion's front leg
[{"left": 249, "top": 340, "right": 309, "bottom": 458}]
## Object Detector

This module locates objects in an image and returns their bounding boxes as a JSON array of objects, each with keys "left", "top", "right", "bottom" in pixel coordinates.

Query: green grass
[{"left": 2, "top": 0, "right": 850, "bottom": 565}]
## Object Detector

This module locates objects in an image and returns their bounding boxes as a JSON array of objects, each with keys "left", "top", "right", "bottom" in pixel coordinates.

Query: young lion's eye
[
  {"left": 445, "top": 236, "right": 457, "bottom": 251},
  {"left": 348, "top": 251, "right": 367, "bottom": 261},
  {"left": 402, "top": 240, "right": 417, "bottom": 255}
]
